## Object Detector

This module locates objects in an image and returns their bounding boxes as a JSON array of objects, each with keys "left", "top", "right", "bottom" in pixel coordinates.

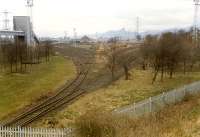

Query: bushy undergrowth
[
  {"left": 75, "top": 96, "right": 200, "bottom": 137},
  {"left": 75, "top": 110, "right": 116, "bottom": 137}
]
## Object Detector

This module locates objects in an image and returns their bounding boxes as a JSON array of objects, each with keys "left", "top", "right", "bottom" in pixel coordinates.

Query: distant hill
[
  {"left": 89, "top": 27, "right": 192, "bottom": 40},
  {"left": 90, "top": 28, "right": 137, "bottom": 40}
]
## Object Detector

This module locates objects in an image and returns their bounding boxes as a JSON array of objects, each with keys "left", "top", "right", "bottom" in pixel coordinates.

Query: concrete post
[{"left": 149, "top": 97, "right": 152, "bottom": 113}]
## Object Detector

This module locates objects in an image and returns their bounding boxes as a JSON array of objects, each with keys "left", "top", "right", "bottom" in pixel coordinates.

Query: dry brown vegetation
[
  {"left": 104, "top": 30, "right": 200, "bottom": 83},
  {"left": 103, "top": 37, "right": 138, "bottom": 80},
  {"left": 75, "top": 95, "right": 200, "bottom": 137},
  {"left": 140, "top": 30, "right": 196, "bottom": 83},
  {"left": 33, "top": 30, "right": 200, "bottom": 129}
]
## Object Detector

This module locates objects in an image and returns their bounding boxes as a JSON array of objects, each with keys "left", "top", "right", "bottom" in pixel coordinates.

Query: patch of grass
[
  {"left": 186, "top": 103, "right": 200, "bottom": 120},
  {"left": 55, "top": 69, "right": 200, "bottom": 127},
  {"left": 0, "top": 56, "right": 75, "bottom": 119},
  {"left": 75, "top": 96, "right": 200, "bottom": 137}
]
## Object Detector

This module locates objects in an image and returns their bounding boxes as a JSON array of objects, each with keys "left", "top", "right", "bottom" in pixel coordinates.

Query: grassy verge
[
  {"left": 51, "top": 69, "right": 200, "bottom": 127},
  {"left": 75, "top": 95, "right": 200, "bottom": 137},
  {"left": 0, "top": 56, "right": 76, "bottom": 120}
]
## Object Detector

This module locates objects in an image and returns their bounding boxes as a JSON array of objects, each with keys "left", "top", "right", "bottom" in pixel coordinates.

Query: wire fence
[
  {"left": 0, "top": 126, "right": 73, "bottom": 137},
  {"left": 2, "top": 81, "right": 200, "bottom": 136},
  {"left": 114, "top": 81, "right": 200, "bottom": 117}
]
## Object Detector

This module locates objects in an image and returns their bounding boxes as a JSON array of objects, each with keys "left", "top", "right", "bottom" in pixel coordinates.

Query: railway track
[{"left": 2, "top": 59, "right": 91, "bottom": 127}]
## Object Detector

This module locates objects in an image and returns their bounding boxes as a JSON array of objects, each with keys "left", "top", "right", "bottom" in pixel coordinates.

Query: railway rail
[{"left": 2, "top": 58, "right": 91, "bottom": 127}]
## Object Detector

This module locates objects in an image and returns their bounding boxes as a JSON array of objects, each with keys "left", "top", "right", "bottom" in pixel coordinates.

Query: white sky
[{"left": 0, "top": 0, "right": 195, "bottom": 37}]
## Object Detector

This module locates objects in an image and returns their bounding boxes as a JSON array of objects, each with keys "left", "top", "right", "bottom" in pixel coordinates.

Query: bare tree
[
  {"left": 142, "top": 31, "right": 194, "bottom": 83},
  {"left": 104, "top": 37, "right": 119, "bottom": 80},
  {"left": 116, "top": 47, "right": 138, "bottom": 80},
  {"left": 104, "top": 37, "right": 139, "bottom": 80},
  {"left": 140, "top": 35, "right": 156, "bottom": 70}
]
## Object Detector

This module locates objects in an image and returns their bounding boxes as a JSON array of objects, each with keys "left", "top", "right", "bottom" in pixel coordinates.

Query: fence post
[
  {"left": 0, "top": 126, "right": 1, "bottom": 137},
  {"left": 149, "top": 97, "right": 152, "bottom": 113},
  {"left": 9, "top": 127, "right": 11, "bottom": 137},
  {"left": 174, "top": 90, "right": 176, "bottom": 103},
  {"left": 133, "top": 102, "right": 136, "bottom": 114},
  {"left": 162, "top": 92, "right": 165, "bottom": 103},
  {"left": 183, "top": 86, "right": 186, "bottom": 98},
  {"left": 18, "top": 127, "right": 21, "bottom": 137}
]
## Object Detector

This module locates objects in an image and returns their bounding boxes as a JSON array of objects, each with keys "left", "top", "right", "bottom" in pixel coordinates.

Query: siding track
[{"left": 2, "top": 59, "right": 91, "bottom": 127}]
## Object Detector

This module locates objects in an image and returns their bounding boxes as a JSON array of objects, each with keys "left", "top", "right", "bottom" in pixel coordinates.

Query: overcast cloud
[{"left": 0, "top": 0, "right": 195, "bottom": 37}]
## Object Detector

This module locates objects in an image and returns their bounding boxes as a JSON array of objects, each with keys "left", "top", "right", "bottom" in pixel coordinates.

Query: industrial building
[{"left": 0, "top": 16, "right": 39, "bottom": 46}]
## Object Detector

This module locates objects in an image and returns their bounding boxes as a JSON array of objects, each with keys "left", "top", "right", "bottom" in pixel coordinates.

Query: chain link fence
[{"left": 114, "top": 81, "right": 200, "bottom": 117}]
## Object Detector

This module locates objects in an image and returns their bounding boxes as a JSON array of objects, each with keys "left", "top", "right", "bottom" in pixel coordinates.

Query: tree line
[
  {"left": 104, "top": 30, "right": 200, "bottom": 83},
  {"left": 0, "top": 40, "right": 53, "bottom": 73}
]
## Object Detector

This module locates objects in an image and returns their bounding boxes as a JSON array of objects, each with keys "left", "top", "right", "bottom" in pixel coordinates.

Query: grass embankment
[
  {"left": 51, "top": 69, "right": 200, "bottom": 127},
  {"left": 0, "top": 56, "right": 76, "bottom": 120},
  {"left": 75, "top": 96, "right": 200, "bottom": 137}
]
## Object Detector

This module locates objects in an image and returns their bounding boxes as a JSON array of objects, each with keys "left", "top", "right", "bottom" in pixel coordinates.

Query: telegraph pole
[
  {"left": 26, "top": 0, "right": 33, "bottom": 23},
  {"left": 73, "top": 28, "right": 77, "bottom": 47},
  {"left": 64, "top": 31, "right": 68, "bottom": 40},
  {"left": 26, "top": 0, "right": 34, "bottom": 46},
  {"left": 136, "top": 17, "right": 139, "bottom": 36},
  {"left": 136, "top": 16, "right": 141, "bottom": 41},
  {"left": 193, "top": 0, "right": 200, "bottom": 47}
]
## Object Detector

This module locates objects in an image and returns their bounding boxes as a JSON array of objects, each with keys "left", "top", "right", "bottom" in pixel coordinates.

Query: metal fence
[
  {"left": 115, "top": 81, "right": 200, "bottom": 117},
  {"left": 0, "top": 126, "right": 73, "bottom": 137},
  {"left": 2, "top": 81, "right": 200, "bottom": 137}
]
